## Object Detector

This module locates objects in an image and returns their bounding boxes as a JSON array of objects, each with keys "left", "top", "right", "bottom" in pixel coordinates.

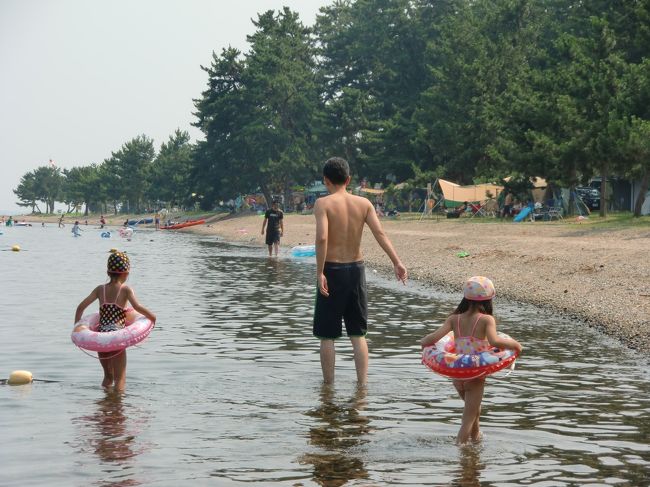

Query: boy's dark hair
[
  {"left": 452, "top": 297, "right": 493, "bottom": 316},
  {"left": 323, "top": 157, "right": 350, "bottom": 185}
]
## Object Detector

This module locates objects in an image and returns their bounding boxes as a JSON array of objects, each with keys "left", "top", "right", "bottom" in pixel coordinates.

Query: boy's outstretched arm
[
  {"left": 127, "top": 288, "right": 156, "bottom": 324},
  {"left": 314, "top": 199, "right": 329, "bottom": 297},
  {"left": 364, "top": 200, "right": 407, "bottom": 283},
  {"left": 75, "top": 287, "right": 99, "bottom": 322}
]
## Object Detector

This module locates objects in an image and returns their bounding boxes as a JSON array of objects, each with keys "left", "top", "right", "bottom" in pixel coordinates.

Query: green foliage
[
  {"left": 14, "top": 166, "right": 63, "bottom": 213},
  {"left": 148, "top": 130, "right": 193, "bottom": 208},
  {"left": 193, "top": 8, "right": 323, "bottom": 208}
]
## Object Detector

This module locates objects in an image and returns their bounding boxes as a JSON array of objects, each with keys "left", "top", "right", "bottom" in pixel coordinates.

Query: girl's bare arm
[
  {"left": 75, "top": 286, "right": 99, "bottom": 322},
  {"left": 421, "top": 318, "right": 453, "bottom": 348},
  {"left": 485, "top": 316, "right": 522, "bottom": 353},
  {"left": 126, "top": 288, "right": 156, "bottom": 324}
]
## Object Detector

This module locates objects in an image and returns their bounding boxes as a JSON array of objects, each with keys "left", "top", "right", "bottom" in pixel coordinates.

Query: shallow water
[{"left": 1, "top": 225, "right": 649, "bottom": 486}]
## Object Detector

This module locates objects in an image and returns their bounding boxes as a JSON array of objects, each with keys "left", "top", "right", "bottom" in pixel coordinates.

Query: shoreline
[
  {"left": 19, "top": 212, "right": 650, "bottom": 352},
  {"left": 185, "top": 213, "right": 650, "bottom": 353}
]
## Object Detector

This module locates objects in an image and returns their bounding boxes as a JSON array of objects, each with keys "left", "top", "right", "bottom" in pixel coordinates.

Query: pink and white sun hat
[{"left": 463, "top": 276, "right": 495, "bottom": 301}]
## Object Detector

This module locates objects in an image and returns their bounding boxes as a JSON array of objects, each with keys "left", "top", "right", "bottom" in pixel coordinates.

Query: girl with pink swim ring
[
  {"left": 73, "top": 250, "right": 156, "bottom": 392},
  {"left": 420, "top": 276, "right": 522, "bottom": 445}
]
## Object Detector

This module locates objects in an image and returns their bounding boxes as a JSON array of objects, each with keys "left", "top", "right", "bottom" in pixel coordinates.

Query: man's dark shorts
[
  {"left": 313, "top": 261, "right": 367, "bottom": 339},
  {"left": 265, "top": 231, "right": 280, "bottom": 245}
]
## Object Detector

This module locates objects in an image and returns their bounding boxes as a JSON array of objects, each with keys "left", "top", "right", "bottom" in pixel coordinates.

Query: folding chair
[
  {"left": 547, "top": 206, "right": 563, "bottom": 220},
  {"left": 469, "top": 201, "right": 489, "bottom": 218}
]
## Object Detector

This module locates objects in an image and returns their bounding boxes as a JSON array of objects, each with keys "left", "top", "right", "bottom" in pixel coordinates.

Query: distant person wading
[{"left": 261, "top": 200, "right": 284, "bottom": 257}]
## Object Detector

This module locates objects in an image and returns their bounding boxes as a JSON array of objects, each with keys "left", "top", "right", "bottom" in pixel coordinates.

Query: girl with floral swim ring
[{"left": 420, "top": 276, "right": 522, "bottom": 444}]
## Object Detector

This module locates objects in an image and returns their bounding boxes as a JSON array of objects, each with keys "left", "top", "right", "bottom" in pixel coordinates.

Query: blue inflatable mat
[{"left": 513, "top": 207, "right": 532, "bottom": 222}]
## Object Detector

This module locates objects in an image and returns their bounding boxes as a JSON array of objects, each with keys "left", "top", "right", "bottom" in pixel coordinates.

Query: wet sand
[{"left": 188, "top": 213, "right": 650, "bottom": 353}]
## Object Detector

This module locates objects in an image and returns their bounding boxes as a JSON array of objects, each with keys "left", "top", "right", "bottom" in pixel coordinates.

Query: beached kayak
[{"left": 160, "top": 219, "right": 205, "bottom": 230}]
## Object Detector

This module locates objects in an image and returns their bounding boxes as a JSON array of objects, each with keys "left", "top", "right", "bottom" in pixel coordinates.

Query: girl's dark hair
[
  {"left": 323, "top": 157, "right": 350, "bottom": 184},
  {"left": 107, "top": 271, "right": 127, "bottom": 280},
  {"left": 452, "top": 298, "right": 493, "bottom": 315}
]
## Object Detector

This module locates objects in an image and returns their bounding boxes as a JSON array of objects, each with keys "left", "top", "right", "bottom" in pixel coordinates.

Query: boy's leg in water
[
  {"left": 456, "top": 378, "right": 485, "bottom": 444},
  {"left": 112, "top": 351, "right": 128, "bottom": 392},
  {"left": 350, "top": 336, "right": 368, "bottom": 385},
  {"left": 273, "top": 241, "right": 280, "bottom": 256},
  {"left": 98, "top": 352, "right": 114, "bottom": 388},
  {"left": 319, "top": 339, "right": 336, "bottom": 384},
  {"left": 267, "top": 244, "right": 273, "bottom": 257}
]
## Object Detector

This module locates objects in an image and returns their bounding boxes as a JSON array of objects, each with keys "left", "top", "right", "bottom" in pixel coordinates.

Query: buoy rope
[{"left": 74, "top": 345, "right": 124, "bottom": 361}]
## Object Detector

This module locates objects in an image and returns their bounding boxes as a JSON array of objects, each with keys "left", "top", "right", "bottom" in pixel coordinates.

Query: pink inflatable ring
[{"left": 71, "top": 310, "right": 154, "bottom": 353}]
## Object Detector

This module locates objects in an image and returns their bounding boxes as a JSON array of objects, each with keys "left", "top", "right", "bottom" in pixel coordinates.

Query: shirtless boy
[{"left": 313, "top": 157, "right": 408, "bottom": 384}]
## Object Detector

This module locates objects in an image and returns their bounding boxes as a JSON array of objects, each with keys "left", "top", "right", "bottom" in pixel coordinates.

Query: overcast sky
[{"left": 0, "top": 0, "right": 328, "bottom": 214}]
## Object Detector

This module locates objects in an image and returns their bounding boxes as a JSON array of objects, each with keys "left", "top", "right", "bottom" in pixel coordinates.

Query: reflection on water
[
  {"left": 452, "top": 445, "right": 485, "bottom": 487},
  {"left": 301, "top": 385, "right": 371, "bottom": 486},
  {"left": 1, "top": 228, "right": 649, "bottom": 486},
  {"left": 75, "top": 392, "right": 142, "bottom": 463}
]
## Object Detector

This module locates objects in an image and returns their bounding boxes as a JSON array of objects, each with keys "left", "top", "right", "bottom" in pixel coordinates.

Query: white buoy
[{"left": 7, "top": 370, "right": 33, "bottom": 385}]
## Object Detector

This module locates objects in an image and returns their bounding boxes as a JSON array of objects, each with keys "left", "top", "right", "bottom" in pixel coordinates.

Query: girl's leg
[
  {"left": 456, "top": 378, "right": 485, "bottom": 445},
  {"left": 111, "top": 351, "right": 127, "bottom": 392},
  {"left": 98, "top": 352, "right": 114, "bottom": 388},
  {"left": 453, "top": 380, "right": 466, "bottom": 400}
]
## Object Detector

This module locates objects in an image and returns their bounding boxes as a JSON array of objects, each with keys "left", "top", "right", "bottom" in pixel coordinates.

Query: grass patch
[{"left": 401, "top": 211, "right": 650, "bottom": 228}]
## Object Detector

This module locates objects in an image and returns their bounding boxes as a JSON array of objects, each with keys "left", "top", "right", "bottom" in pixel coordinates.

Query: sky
[{"left": 0, "top": 0, "right": 329, "bottom": 214}]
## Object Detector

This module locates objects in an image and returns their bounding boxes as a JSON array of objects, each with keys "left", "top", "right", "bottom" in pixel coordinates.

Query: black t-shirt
[{"left": 265, "top": 209, "right": 283, "bottom": 234}]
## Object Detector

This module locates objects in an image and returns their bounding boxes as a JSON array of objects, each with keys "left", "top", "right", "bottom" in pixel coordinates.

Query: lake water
[{"left": 1, "top": 224, "right": 649, "bottom": 486}]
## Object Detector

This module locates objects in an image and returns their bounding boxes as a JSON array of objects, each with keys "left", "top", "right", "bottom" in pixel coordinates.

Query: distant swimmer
[
  {"left": 71, "top": 221, "right": 82, "bottom": 237},
  {"left": 313, "top": 157, "right": 407, "bottom": 385}
]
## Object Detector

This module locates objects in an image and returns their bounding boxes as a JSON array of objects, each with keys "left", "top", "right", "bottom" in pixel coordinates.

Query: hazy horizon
[{"left": 0, "top": 0, "right": 328, "bottom": 214}]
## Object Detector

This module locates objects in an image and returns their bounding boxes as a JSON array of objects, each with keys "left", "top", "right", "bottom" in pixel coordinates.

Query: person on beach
[
  {"left": 420, "top": 276, "right": 522, "bottom": 444},
  {"left": 58, "top": 214, "right": 64, "bottom": 227},
  {"left": 100, "top": 215, "right": 106, "bottom": 229},
  {"left": 261, "top": 200, "right": 284, "bottom": 257},
  {"left": 314, "top": 157, "right": 408, "bottom": 385},
  {"left": 501, "top": 192, "right": 514, "bottom": 218},
  {"left": 74, "top": 250, "right": 156, "bottom": 391}
]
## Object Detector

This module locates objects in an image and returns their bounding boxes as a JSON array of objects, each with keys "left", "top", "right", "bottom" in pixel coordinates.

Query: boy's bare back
[{"left": 315, "top": 191, "right": 372, "bottom": 263}]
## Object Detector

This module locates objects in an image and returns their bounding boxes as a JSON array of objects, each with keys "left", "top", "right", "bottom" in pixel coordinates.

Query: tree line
[
  {"left": 14, "top": 131, "right": 193, "bottom": 215},
  {"left": 14, "top": 0, "right": 650, "bottom": 216}
]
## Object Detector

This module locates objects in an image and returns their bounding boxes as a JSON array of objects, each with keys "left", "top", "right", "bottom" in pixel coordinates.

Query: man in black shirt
[{"left": 261, "top": 200, "right": 284, "bottom": 257}]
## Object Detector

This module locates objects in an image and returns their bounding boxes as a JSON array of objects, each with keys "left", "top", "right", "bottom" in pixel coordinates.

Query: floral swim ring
[
  {"left": 71, "top": 310, "right": 154, "bottom": 353},
  {"left": 422, "top": 332, "right": 519, "bottom": 379}
]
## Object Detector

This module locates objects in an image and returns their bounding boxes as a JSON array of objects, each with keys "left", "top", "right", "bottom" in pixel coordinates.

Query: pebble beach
[{"left": 187, "top": 213, "right": 650, "bottom": 353}]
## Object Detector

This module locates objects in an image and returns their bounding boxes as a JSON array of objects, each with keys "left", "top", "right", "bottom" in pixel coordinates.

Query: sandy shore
[
  {"left": 21, "top": 211, "right": 650, "bottom": 351},
  {"left": 185, "top": 213, "right": 650, "bottom": 352}
]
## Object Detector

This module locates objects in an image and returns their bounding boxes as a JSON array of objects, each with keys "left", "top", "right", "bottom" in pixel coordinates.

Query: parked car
[{"left": 576, "top": 187, "right": 600, "bottom": 210}]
